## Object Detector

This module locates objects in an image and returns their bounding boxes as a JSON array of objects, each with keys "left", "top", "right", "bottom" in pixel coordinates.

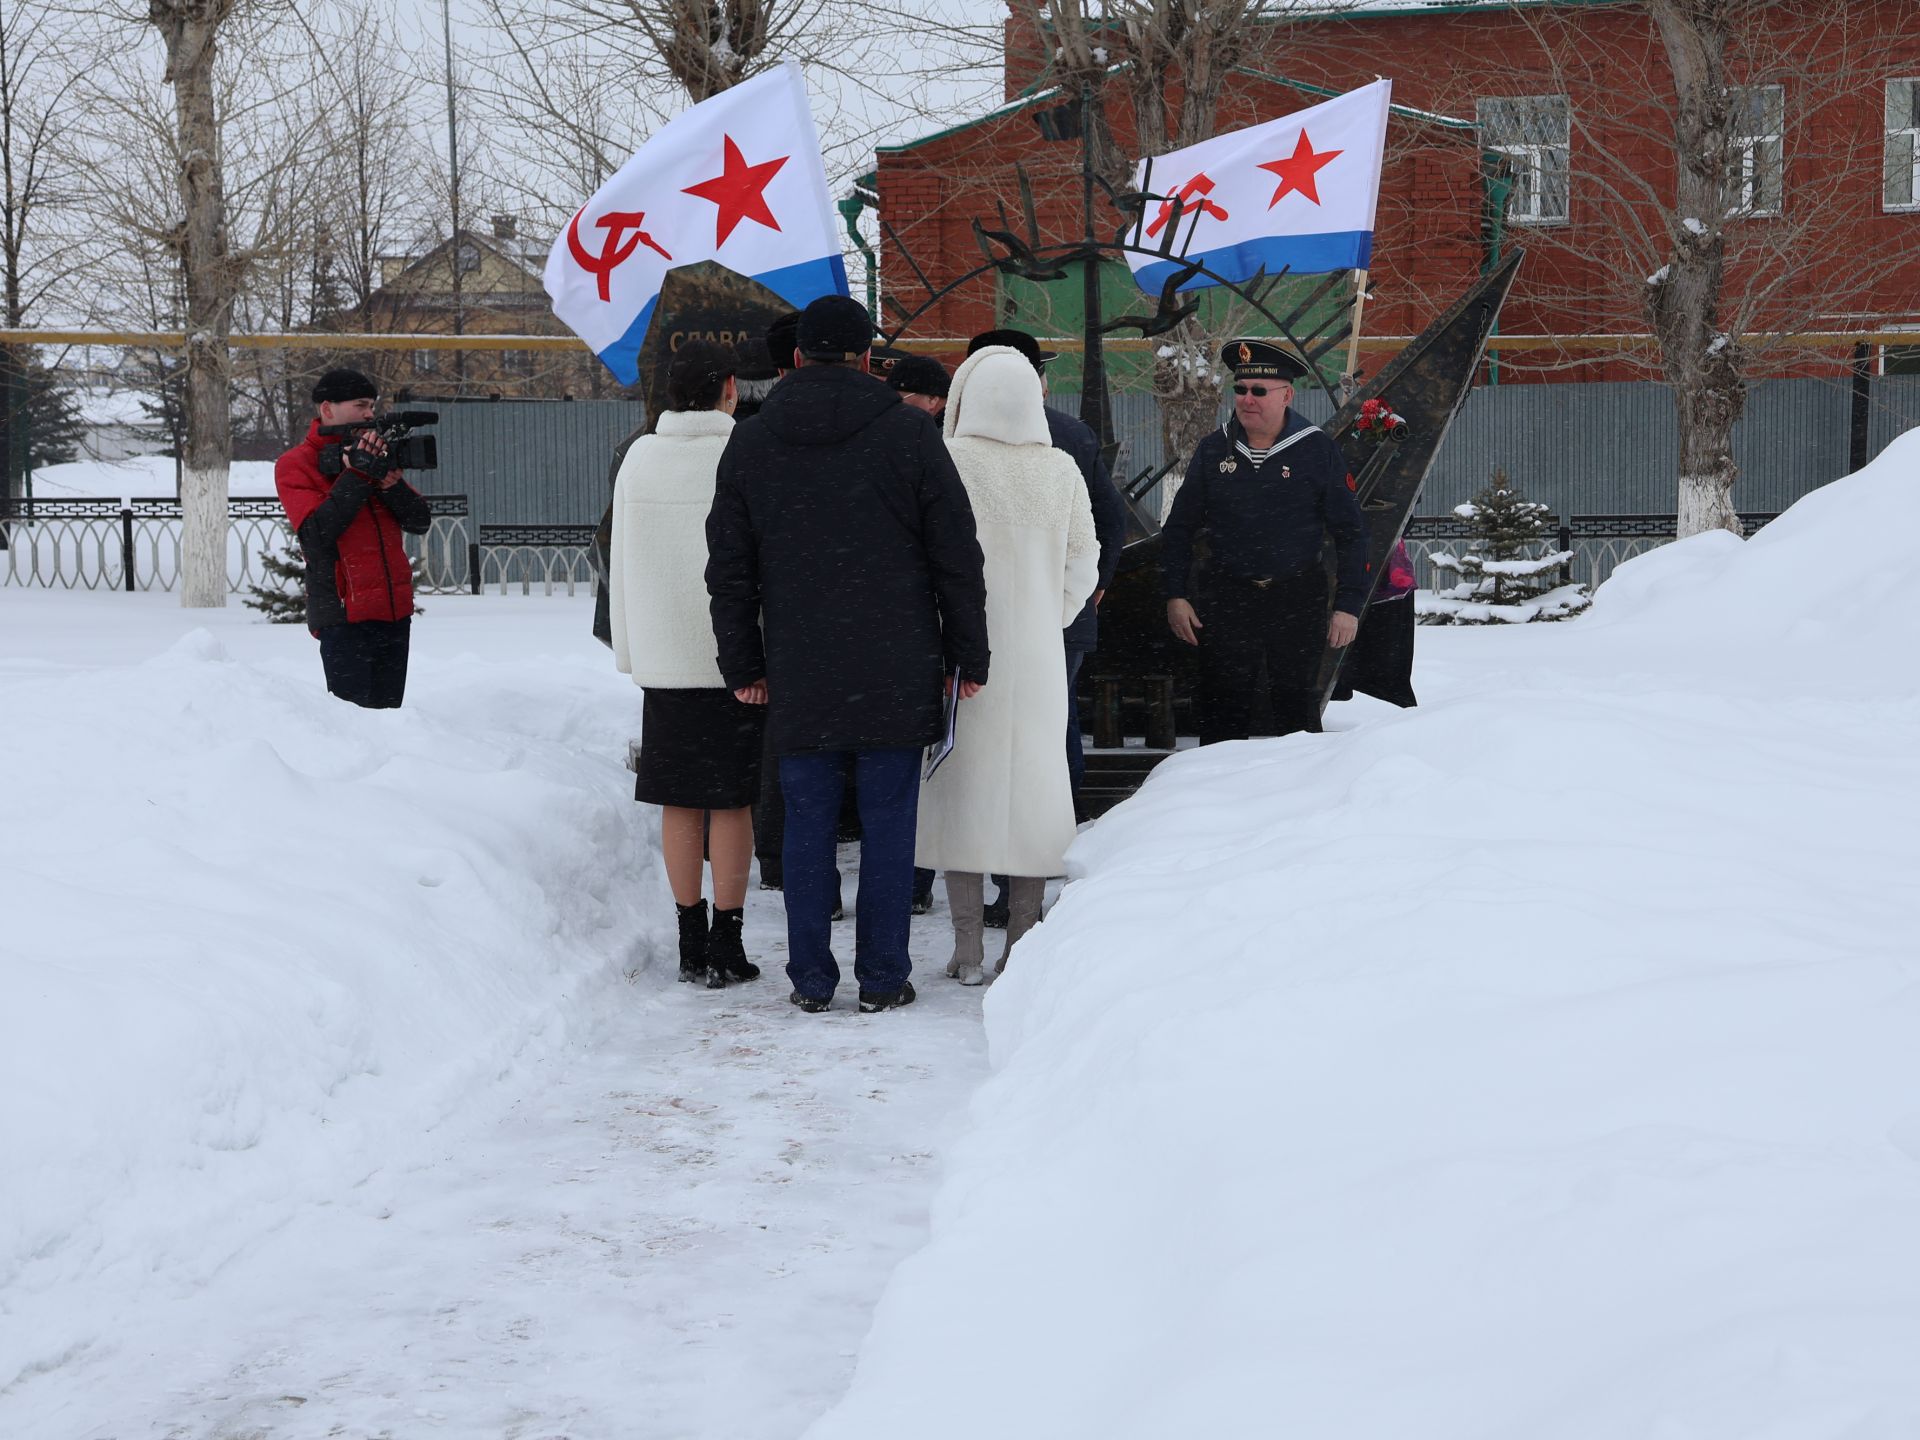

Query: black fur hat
[{"left": 311, "top": 368, "right": 378, "bottom": 404}]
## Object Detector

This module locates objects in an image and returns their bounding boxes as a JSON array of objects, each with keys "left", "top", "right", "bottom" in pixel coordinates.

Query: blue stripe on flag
[
  {"left": 755, "top": 253, "right": 851, "bottom": 311},
  {"left": 1132, "top": 231, "right": 1373, "bottom": 295},
  {"left": 595, "top": 254, "right": 851, "bottom": 386}
]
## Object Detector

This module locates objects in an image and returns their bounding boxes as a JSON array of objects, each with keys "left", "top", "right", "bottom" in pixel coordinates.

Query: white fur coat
[
  {"left": 915, "top": 349, "right": 1099, "bottom": 877},
  {"left": 609, "top": 409, "right": 732, "bottom": 689}
]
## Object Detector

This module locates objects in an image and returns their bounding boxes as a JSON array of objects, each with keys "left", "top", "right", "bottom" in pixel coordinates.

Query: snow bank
[
  {"left": 0, "top": 615, "right": 652, "bottom": 1403},
  {"left": 811, "top": 434, "right": 1920, "bottom": 1438},
  {"left": 30, "top": 454, "right": 278, "bottom": 501}
]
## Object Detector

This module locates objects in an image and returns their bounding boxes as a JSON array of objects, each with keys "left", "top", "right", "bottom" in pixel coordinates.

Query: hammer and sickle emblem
[
  {"left": 567, "top": 208, "right": 674, "bottom": 303},
  {"left": 1238, "top": 342, "right": 1252, "bottom": 364}
]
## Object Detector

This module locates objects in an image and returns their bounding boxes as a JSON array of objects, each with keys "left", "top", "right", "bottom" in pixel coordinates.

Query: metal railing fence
[
  {"left": 0, "top": 495, "right": 471, "bottom": 595},
  {"left": 1402, "top": 511, "right": 1780, "bottom": 594},
  {"left": 0, "top": 500, "right": 1795, "bottom": 604},
  {"left": 469, "top": 523, "right": 599, "bottom": 596}
]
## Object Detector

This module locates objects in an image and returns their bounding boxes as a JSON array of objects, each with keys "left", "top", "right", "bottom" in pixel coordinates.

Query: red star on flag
[
  {"left": 682, "top": 135, "right": 790, "bottom": 247},
  {"left": 1258, "top": 130, "right": 1343, "bottom": 207}
]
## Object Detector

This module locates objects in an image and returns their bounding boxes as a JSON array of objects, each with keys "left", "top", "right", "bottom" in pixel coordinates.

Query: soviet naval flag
[
  {"left": 1127, "top": 79, "right": 1392, "bottom": 296},
  {"left": 545, "top": 61, "right": 848, "bottom": 384}
]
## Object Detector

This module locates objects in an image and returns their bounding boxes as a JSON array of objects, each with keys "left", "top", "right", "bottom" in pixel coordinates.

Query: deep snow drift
[
  {"left": 0, "top": 595, "right": 994, "bottom": 1438},
  {"left": 810, "top": 436, "right": 1920, "bottom": 1439},
  {"left": 0, "top": 602, "right": 651, "bottom": 1412}
]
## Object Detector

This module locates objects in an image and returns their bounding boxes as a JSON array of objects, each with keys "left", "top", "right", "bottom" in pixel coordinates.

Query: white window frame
[
  {"left": 1880, "top": 323, "right": 1920, "bottom": 376},
  {"left": 1477, "top": 95, "right": 1571, "bottom": 226},
  {"left": 1727, "top": 84, "right": 1784, "bottom": 218},
  {"left": 1886, "top": 78, "right": 1920, "bottom": 213}
]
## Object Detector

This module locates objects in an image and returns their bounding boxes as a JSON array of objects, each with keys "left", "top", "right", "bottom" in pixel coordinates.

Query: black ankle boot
[
  {"left": 675, "top": 901, "right": 708, "bottom": 983},
  {"left": 706, "top": 907, "right": 759, "bottom": 986}
]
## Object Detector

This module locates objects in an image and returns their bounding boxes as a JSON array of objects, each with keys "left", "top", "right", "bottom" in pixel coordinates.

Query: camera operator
[{"left": 273, "top": 368, "right": 433, "bottom": 708}]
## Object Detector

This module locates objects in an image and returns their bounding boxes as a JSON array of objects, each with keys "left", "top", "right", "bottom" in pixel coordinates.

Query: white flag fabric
[
  {"left": 545, "top": 61, "right": 848, "bottom": 383},
  {"left": 1126, "top": 79, "right": 1392, "bottom": 295}
]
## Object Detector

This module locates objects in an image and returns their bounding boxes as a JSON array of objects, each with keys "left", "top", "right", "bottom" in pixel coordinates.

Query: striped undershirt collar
[{"left": 1233, "top": 424, "right": 1316, "bottom": 468}]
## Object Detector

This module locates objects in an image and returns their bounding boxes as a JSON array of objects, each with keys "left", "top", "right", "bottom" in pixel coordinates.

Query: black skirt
[{"left": 635, "top": 687, "right": 765, "bottom": 809}]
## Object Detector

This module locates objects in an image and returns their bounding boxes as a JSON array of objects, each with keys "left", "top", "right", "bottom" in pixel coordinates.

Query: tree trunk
[
  {"left": 1646, "top": 0, "right": 1744, "bottom": 539},
  {"left": 1673, "top": 349, "right": 1744, "bottom": 537},
  {"left": 153, "top": 3, "right": 239, "bottom": 607}
]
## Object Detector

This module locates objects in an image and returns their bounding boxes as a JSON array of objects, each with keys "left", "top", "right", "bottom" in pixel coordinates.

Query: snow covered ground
[
  {"left": 0, "top": 593, "right": 989, "bottom": 1438},
  {"left": 6, "top": 426, "right": 1917, "bottom": 1439},
  {"left": 811, "top": 437, "right": 1920, "bottom": 1439}
]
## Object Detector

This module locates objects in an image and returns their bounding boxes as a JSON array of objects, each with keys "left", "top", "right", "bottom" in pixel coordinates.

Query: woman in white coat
[
  {"left": 915, "top": 346, "right": 1099, "bottom": 983},
  {"left": 610, "top": 340, "right": 763, "bottom": 992}
]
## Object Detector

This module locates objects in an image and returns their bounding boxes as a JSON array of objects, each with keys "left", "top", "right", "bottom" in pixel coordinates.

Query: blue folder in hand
[{"left": 925, "top": 670, "right": 960, "bottom": 781}]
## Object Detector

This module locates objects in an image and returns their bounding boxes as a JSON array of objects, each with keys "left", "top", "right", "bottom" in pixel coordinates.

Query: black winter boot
[
  {"left": 706, "top": 907, "right": 759, "bottom": 986},
  {"left": 675, "top": 901, "right": 709, "bottom": 983}
]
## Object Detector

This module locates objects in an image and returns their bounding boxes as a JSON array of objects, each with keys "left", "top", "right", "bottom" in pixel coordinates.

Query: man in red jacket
[{"left": 274, "top": 369, "right": 433, "bottom": 708}]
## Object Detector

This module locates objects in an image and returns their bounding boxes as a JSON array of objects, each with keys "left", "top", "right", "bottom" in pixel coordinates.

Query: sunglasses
[{"left": 1233, "top": 383, "right": 1284, "bottom": 397}]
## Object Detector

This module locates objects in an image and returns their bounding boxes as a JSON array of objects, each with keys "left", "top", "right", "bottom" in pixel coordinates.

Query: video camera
[{"left": 317, "top": 409, "right": 440, "bottom": 473}]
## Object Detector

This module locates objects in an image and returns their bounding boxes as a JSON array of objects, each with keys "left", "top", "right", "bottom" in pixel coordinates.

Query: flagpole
[{"left": 1342, "top": 267, "right": 1369, "bottom": 392}]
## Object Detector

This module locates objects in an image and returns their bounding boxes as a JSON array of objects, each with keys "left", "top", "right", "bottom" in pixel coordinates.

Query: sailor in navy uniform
[{"left": 1162, "top": 338, "right": 1368, "bottom": 742}]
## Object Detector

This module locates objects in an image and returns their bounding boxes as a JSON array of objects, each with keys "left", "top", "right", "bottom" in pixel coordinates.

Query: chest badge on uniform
[
  {"left": 1219, "top": 458, "right": 1238, "bottom": 474},
  {"left": 1280, "top": 465, "right": 1291, "bottom": 478}
]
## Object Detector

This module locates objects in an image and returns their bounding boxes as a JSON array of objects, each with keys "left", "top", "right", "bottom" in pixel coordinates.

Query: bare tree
[
  {"left": 145, "top": 0, "right": 245, "bottom": 607},
  {"left": 466, "top": 0, "right": 997, "bottom": 251},
  {"left": 0, "top": 5, "right": 89, "bottom": 504},
  {"left": 230, "top": 0, "right": 428, "bottom": 437},
  {"left": 1447, "top": 1, "right": 1910, "bottom": 535},
  {"left": 1043, "top": 0, "right": 1303, "bottom": 487},
  {"left": 74, "top": 3, "right": 332, "bottom": 590}
]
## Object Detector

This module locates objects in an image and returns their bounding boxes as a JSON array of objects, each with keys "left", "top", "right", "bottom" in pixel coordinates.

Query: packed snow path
[
  {"left": 0, "top": 593, "right": 991, "bottom": 1439},
  {"left": 91, "top": 882, "right": 987, "bottom": 1440}
]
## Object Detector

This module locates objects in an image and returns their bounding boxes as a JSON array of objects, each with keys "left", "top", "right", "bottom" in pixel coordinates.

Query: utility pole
[{"left": 442, "top": 0, "right": 466, "bottom": 385}]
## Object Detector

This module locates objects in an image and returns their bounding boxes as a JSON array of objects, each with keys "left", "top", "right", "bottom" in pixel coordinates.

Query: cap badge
[{"left": 1237, "top": 342, "right": 1252, "bottom": 364}]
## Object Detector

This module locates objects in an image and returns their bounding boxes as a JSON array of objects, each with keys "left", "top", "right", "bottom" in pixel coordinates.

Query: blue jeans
[
  {"left": 1065, "top": 644, "right": 1090, "bottom": 798},
  {"left": 780, "top": 748, "right": 922, "bottom": 999}
]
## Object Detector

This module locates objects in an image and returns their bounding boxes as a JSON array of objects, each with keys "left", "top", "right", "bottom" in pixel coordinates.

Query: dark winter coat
[
  {"left": 706, "top": 364, "right": 989, "bottom": 757},
  {"left": 275, "top": 420, "right": 432, "bottom": 630},
  {"left": 1045, "top": 406, "right": 1128, "bottom": 650},
  {"left": 1162, "top": 411, "right": 1370, "bottom": 615}
]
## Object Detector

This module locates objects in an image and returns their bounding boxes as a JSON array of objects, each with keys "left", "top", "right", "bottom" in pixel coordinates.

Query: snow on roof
[
  {"left": 31, "top": 455, "right": 279, "bottom": 502},
  {"left": 74, "top": 389, "right": 163, "bottom": 428}
]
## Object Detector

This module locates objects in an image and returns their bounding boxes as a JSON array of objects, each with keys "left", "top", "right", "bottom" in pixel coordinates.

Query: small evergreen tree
[
  {"left": 1425, "top": 468, "right": 1590, "bottom": 624},
  {"left": 244, "top": 521, "right": 309, "bottom": 622},
  {"left": 26, "top": 364, "right": 85, "bottom": 469},
  {"left": 3, "top": 354, "right": 87, "bottom": 499},
  {"left": 244, "top": 519, "right": 428, "bottom": 622}
]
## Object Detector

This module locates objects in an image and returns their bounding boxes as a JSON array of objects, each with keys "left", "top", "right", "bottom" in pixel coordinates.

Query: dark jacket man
[
  {"left": 1162, "top": 409, "right": 1369, "bottom": 614},
  {"left": 1045, "top": 406, "right": 1127, "bottom": 648},
  {"left": 705, "top": 360, "right": 989, "bottom": 757}
]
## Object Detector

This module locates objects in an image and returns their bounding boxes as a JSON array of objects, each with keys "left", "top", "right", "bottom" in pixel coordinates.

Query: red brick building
[{"left": 868, "top": 0, "right": 1920, "bottom": 385}]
